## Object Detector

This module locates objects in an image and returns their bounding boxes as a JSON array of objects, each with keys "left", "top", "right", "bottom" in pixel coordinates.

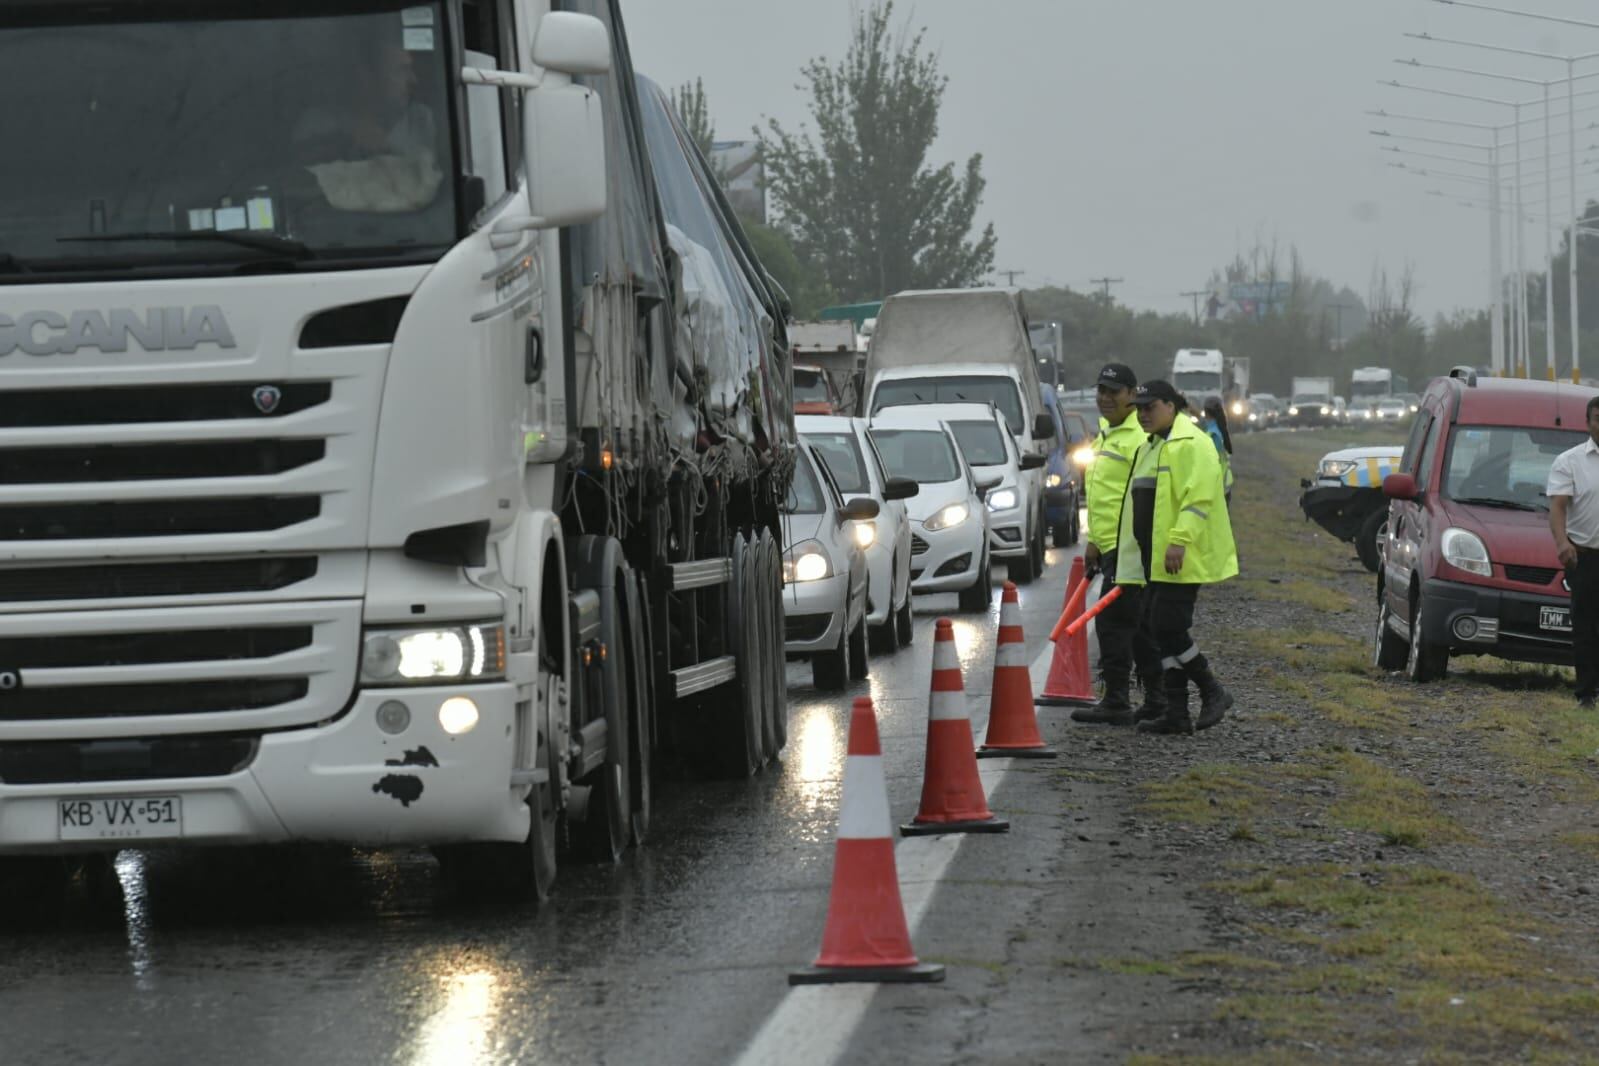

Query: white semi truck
[{"left": 0, "top": 0, "right": 794, "bottom": 904}]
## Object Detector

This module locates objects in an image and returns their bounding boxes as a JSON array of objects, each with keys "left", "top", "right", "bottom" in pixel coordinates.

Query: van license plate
[
  {"left": 1540, "top": 607, "right": 1572, "bottom": 633},
  {"left": 58, "top": 796, "right": 182, "bottom": 842}
]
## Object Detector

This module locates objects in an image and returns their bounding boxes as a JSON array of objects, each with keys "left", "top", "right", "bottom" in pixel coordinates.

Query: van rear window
[{"left": 872, "top": 376, "right": 1024, "bottom": 435}]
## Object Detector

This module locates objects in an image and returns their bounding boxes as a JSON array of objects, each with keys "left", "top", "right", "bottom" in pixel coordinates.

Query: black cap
[
  {"left": 1097, "top": 363, "right": 1137, "bottom": 390},
  {"left": 1131, "top": 380, "right": 1182, "bottom": 406}
]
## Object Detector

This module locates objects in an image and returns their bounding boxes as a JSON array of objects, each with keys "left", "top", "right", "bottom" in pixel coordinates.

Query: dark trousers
[
  {"left": 1571, "top": 550, "right": 1599, "bottom": 699},
  {"left": 1138, "top": 582, "right": 1201, "bottom": 669},
  {"left": 1096, "top": 551, "right": 1156, "bottom": 682}
]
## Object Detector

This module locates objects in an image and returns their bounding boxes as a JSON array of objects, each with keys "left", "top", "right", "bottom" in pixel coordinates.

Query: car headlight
[
  {"left": 1319, "top": 460, "right": 1357, "bottom": 478},
  {"left": 1288, "top": 406, "right": 1299, "bottom": 416},
  {"left": 987, "top": 487, "right": 1019, "bottom": 512},
  {"left": 1248, "top": 412, "right": 1259, "bottom": 422},
  {"left": 925, "top": 502, "right": 971, "bottom": 531},
  {"left": 1071, "top": 445, "right": 1096, "bottom": 467},
  {"left": 1409, "top": 404, "right": 1419, "bottom": 413},
  {"left": 361, "top": 623, "right": 506, "bottom": 686},
  {"left": 853, "top": 520, "right": 877, "bottom": 549},
  {"left": 783, "top": 539, "right": 833, "bottom": 582},
  {"left": 1363, "top": 410, "right": 1373, "bottom": 420},
  {"left": 1046, "top": 472, "right": 1064, "bottom": 488},
  {"left": 1230, "top": 402, "right": 1244, "bottom": 416},
  {"left": 1441, "top": 527, "right": 1492, "bottom": 577}
]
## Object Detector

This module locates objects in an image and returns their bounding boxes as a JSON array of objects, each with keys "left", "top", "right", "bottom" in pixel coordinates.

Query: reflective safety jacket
[
  {"left": 1115, "top": 414, "right": 1239, "bottom": 587},
  {"left": 1085, "top": 410, "right": 1145, "bottom": 553}
]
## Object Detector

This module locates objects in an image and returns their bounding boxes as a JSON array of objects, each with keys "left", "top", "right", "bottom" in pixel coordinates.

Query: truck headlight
[
  {"left": 925, "top": 502, "right": 970, "bottom": 531},
  {"left": 1288, "top": 406, "right": 1299, "bottom": 416},
  {"left": 853, "top": 520, "right": 877, "bottom": 548},
  {"left": 784, "top": 539, "right": 833, "bottom": 582},
  {"left": 362, "top": 623, "right": 506, "bottom": 685},
  {"left": 986, "top": 488, "right": 1019, "bottom": 512},
  {"left": 1319, "top": 406, "right": 1330, "bottom": 416},
  {"left": 1441, "top": 527, "right": 1492, "bottom": 577}
]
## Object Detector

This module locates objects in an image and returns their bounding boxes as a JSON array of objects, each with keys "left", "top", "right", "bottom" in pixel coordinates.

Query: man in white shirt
[{"left": 1547, "top": 394, "right": 1599, "bottom": 708}]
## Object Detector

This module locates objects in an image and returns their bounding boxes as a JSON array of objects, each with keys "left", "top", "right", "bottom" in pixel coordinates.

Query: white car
[
  {"left": 799, "top": 416, "right": 919, "bottom": 653},
  {"left": 1375, "top": 397, "right": 1410, "bottom": 421},
  {"left": 870, "top": 411, "right": 997, "bottom": 612},
  {"left": 782, "top": 442, "right": 879, "bottom": 690},
  {"left": 899, "top": 402, "right": 1047, "bottom": 585}
]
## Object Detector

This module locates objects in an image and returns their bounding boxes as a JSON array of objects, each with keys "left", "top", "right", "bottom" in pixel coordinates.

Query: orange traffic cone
[
  {"left": 1035, "top": 556, "right": 1096, "bottom": 707},
  {"left": 979, "top": 582, "right": 1057, "bottom": 759},
  {"left": 790, "top": 698, "right": 945, "bottom": 985},
  {"left": 901, "top": 619, "right": 1010, "bottom": 837}
]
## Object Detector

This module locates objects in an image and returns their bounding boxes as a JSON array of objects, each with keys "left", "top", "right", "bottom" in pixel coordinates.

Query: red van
[{"left": 1376, "top": 368, "right": 1598, "bottom": 681}]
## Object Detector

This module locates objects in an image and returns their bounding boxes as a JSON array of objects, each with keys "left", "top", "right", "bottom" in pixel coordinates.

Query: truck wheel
[
  {"left": 578, "top": 576, "right": 632, "bottom": 864},
  {"left": 709, "top": 534, "right": 765, "bottom": 777},
  {"left": 1355, "top": 509, "right": 1385, "bottom": 574},
  {"left": 1372, "top": 597, "right": 1407, "bottom": 670},
  {"left": 437, "top": 713, "right": 557, "bottom": 906},
  {"left": 812, "top": 616, "right": 850, "bottom": 691},
  {"left": 959, "top": 551, "right": 993, "bottom": 612},
  {"left": 760, "top": 533, "right": 787, "bottom": 758},
  {"left": 848, "top": 613, "right": 870, "bottom": 681},
  {"left": 1405, "top": 596, "right": 1448, "bottom": 683},
  {"left": 623, "top": 571, "right": 652, "bottom": 846}
]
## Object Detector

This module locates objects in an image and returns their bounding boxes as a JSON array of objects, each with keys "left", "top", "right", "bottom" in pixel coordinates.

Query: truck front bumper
[{"left": 0, "top": 685, "right": 529, "bottom": 855}]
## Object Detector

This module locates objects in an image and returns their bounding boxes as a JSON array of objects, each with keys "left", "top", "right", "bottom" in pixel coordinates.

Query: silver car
[
  {"left": 799, "top": 416, "right": 920, "bottom": 653},
  {"left": 782, "top": 442, "right": 879, "bottom": 690}
]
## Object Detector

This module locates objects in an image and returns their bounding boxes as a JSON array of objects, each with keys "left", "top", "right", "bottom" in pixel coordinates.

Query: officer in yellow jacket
[
  {"left": 1115, "top": 380, "right": 1239, "bottom": 735},
  {"left": 1072, "top": 363, "right": 1159, "bottom": 725}
]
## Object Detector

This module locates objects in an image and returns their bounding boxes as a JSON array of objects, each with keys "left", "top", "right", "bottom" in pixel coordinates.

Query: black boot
[
  {"left": 1072, "top": 675, "right": 1133, "bottom": 725},
  {"left": 1138, "top": 670, "right": 1193, "bottom": 735},
  {"left": 1131, "top": 672, "right": 1166, "bottom": 724},
  {"left": 1185, "top": 654, "right": 1234, "bottom": 731}
]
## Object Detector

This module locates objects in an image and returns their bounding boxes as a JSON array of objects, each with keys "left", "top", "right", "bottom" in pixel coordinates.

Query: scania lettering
[{"left": 0, "top": 0, "right": 794, "bottom": 905}]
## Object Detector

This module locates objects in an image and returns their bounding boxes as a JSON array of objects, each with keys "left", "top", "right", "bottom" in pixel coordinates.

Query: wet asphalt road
[{"left": 0, "top": 546, "right": 1080, "bottom": 1066}]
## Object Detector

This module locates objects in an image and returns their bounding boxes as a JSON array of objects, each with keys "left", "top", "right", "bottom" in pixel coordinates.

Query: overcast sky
[{"left": 626, "top": 0, "right": 1599, "bottom": 321}]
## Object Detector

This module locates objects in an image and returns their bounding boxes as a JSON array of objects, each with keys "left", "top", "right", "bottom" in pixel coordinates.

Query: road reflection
[{"left": 408, "top": 959, "right": 517, "bottom": 1066}]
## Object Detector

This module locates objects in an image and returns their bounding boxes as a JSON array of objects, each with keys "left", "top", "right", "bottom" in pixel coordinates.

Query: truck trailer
[{"left": 0, "top": 0, "right": 793, "bottom": 904}]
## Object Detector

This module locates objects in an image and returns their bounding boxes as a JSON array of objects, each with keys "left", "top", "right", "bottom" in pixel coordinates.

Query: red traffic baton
[
  {"left": 1047, "top": 572, "right": 1092, "bottom": 643},
  {"left": 1062, "top": 586, "right": 1124, "bottom": 640}
]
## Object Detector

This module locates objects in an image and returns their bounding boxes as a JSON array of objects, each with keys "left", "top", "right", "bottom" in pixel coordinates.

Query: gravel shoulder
[{"left": 964, "top": 429, "right": 1599, "bottom": 1064}]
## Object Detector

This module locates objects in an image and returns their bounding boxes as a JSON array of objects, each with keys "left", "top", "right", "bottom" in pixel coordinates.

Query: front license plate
[
  {"left": 1540, "top": 606, "right": 1572, "bottom": 633},
  {"left": 58, "top": 795, "right": 182, "bottom": 842}
]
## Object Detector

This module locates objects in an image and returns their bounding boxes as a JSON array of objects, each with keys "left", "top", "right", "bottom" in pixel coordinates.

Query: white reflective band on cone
[
  {"left": 836, "top": 754, "right": 893, "bottom": 840},
  {"left": 928, "top": 682, "right": 969, "bottom": 721},
  {"left": 995, "top": 641, "right": 1027, "bottom": 668}
]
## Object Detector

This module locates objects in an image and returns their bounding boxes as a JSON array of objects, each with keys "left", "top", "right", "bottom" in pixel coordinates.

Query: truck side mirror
[
  {"left": 1032, "top": 412, "right": 1056, "bottom": 441},
  {"left": 532, "top": 12, "right": 612, "bottom": 75}
]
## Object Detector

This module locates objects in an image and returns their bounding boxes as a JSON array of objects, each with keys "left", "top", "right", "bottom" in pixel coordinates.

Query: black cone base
[
  {"left": 1034, "top": 694, "right": 1096, "bottom": 707},
  {"left": 788, "top": 961, "right": 946, "bottom": 986},
  {"left": 977, "top": 746, "right": 1057, "bottom": 759},
  {"left": 899, "top": 816, "right": 1010, "bottom": 837}
]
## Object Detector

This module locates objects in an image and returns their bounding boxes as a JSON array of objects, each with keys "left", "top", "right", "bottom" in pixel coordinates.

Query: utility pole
[
  {"left": 1180, "top": 290, "right": 1208, "bottom": 326},
  {"left": 998, "top": 269, "right": 1026, "bottom": 287},
  {"left": 1089, "top": 277, "right": 1124, "bottom": 304},
  {"left": 1329, "top": 302, "right": 1354, "bottom": 349}
]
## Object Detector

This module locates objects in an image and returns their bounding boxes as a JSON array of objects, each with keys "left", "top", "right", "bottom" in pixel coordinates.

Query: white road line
[{"left": 732, "top": 638, "right": 1065, "bottom": 1066}]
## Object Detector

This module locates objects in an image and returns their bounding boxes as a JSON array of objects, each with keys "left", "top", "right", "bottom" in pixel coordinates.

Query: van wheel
[
  {"left": 1372, "top": 597, "right": 1407, "bottom": 671},
  {"left": 1405, "top": 597, "right": 1448, "bottom": 682}
]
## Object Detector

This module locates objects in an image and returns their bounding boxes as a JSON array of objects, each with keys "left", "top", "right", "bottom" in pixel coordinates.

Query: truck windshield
[
  {"left": 949, "top": 421, "right": 1009, "bottom": 466},
  {"left": 1173, "top": 372, "right": 1220, "bottom": 392},
  {"left": 793, "top": 370, "right": 834, "bottom": 406},
  {"left": 1350, "top": 382, "right": 1390, "bottom": 399},
  {"left": 1444, "top": 425, "right": 1584, "bottom": 512},
  {"left": 805, "top": 434, "right": 870, "bottom": 494},
  {"left": 871, "top": 429, "right": 962, "bottom": 484},
  {"left": 0, "top": 2, "right": 457, "bottom": 280},
  {"left": 872, "top": 377, "right": 1024, "bottom": 436}
]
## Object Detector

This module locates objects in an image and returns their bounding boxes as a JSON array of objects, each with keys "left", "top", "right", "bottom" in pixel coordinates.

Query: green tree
[
  {"left": 757, "top": 0, "right": 996, "bottom": 303},
  {"left": 745, "top": 223, "right": 836, "bottom": 319},
  {"left": 672, "top": 78, "right": 715, "bottom": 159}
]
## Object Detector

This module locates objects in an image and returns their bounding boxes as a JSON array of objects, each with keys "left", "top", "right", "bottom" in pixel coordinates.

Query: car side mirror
[
  {"left": 1033, "top": 413, "right": 1056, "bottom": 441},
  {"left": 1383, "top": 473, "right": 1418, "bottom": 501},
  {"left": 975, "top": 474, "right": 1003, "bottom": 494},
  {"left": 1019, "top": 453, "right": 1047, "bottom": 471},
  {"left": 839, "top": 497, "right": 880, "bottom": 523},
  {"left": 882, "top": 477, "right": 919, "bottom": 501}
]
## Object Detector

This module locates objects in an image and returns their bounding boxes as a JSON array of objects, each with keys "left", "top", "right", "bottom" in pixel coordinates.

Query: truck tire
[
  {"left": 623, "top": 570, "right": 652, "bottom": 845},
  {"left": 708, "top": 534, "right": 765, "bottom": 777},
  {"left": 759, "top": 532, "right": 787, "bottom": 758},
  {"left": 1355, "top": 509, "right": 1385, "bottom": 574},
  {"left": 571, "top": 540, "right": 635, "bottom": 862}
]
